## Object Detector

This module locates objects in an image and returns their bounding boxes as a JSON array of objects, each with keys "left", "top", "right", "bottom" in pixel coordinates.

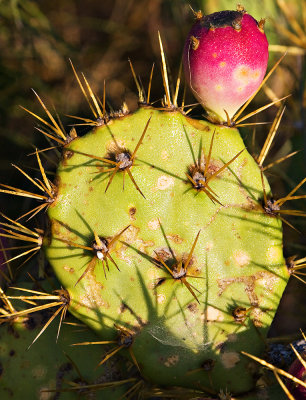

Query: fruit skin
[
  {"left": 46, "top": 107, "right": 289, "bottom": 394},
  {"left": 286, "top": 352, "right": 306, "bottom": 399},
  {"left": 183, "top": 10, "right": 268, "bottom": 123}
]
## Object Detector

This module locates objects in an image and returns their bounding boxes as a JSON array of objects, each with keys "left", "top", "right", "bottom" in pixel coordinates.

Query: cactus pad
[{"left": 46, "top": 107, "right": 289, "bottom": 394}]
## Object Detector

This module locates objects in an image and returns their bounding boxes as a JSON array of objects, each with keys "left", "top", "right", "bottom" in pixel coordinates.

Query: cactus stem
[
  {"left": 257, "top": 105, "right": 286, "bottom": 167},
  {"left": 232, "top": 53, "right": 286, "bottom": 123}
]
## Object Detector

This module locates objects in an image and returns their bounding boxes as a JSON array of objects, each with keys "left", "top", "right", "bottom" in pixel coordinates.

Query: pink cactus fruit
[
  {"left": 286, "top": 351, "right": 306, "bottom": 399},
  {"left": 183, "top": 8, "right": 268, "bottom": 123}
]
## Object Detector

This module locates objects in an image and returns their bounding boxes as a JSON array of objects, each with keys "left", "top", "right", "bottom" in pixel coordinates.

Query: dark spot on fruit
[
  {"left": 0, "top": 362, "right": 3, "bottom": 377},
  {"left": 201, "top": 10, "right": 244, "bottom": 29},
  {"left": 9, "top": 350, "right": 15, "bottom": 357}
]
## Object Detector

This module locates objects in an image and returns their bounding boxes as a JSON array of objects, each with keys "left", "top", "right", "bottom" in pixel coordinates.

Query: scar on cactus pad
[
  {"left": 0, "top": 3, "right": 305, "bottom": 400},
  {"left": 184, "top": 5, "right": 269, "bottom": 123}
]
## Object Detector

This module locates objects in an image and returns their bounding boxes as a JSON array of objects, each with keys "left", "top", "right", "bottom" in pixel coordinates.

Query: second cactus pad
[{"left": 47, "top": 107, "right": 289, "bottom": 394}]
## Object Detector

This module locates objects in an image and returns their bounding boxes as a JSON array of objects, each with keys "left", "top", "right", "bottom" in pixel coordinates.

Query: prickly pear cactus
[
  {"left": 0, "top": 4, "right": 305, "bottom": 400},
  {"left": 46, "top": 106, "right": 288, "bottom": 394}
]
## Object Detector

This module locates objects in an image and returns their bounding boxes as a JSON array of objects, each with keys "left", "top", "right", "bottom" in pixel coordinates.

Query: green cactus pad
[
  {"left": 46, "top": 107, "right": 289, "bottom": 394},
  {"left": 0, "top": 312, "right": 131, "bottom": 399}
]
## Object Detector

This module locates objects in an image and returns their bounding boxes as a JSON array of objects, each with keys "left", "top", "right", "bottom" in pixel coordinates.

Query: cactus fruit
[
  {"left": 0, "top": 3, "right": 305, "bottom": 400},
  {"left": 183, "top": 7, "right": 269, "bottom": 123}
]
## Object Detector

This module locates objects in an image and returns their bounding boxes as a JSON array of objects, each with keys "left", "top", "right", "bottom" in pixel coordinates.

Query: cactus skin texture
[
  {"left": 183, "top": 10, "right": 268, "bottom": 123},
  {"left": 0, "top": 310, "right": 128, "bottom": 399},
  {"left": 46, "top": 107, "right": 289, "bottom": 394}
]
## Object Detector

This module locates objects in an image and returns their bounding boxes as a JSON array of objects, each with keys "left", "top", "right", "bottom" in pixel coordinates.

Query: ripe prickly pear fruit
[{"left": 183, "top": 8, "right": 268, "bottom": 123}]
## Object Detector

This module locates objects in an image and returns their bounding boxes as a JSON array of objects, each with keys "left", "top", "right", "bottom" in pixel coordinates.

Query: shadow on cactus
[{"left": 0, "top": 3, "right": 305, "bottom": 400}]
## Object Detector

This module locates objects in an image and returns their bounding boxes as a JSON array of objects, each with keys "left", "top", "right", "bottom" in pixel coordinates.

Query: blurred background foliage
[{"left": 0, "top": 0, "right": 305, "bottom": 336}]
